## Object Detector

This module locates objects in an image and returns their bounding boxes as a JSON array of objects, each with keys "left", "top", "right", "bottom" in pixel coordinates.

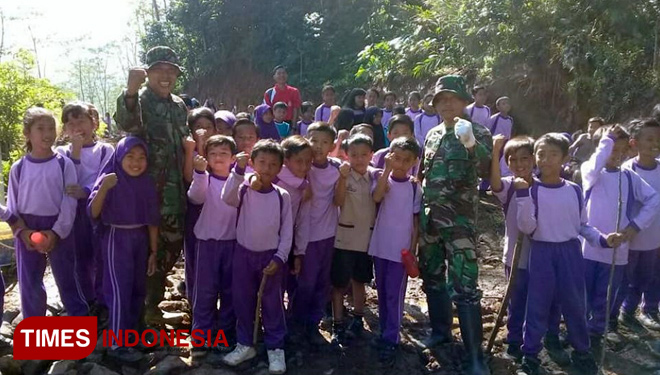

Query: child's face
[
  {"left": 474, "top": 89, "right": 487, "bottom": 106},
  {"left": 373, "top": 112, "right": 383, "bottom": 126},
  {"left": 388, "top": 123, "right": 413, "bottom": 142},
  {"left": 252, "top": 152, "right": 282, "bottom": 185},
  {"left": 409, "top": 96, "right": 420, "bottom": 110},
  {"left": 606, "top": 138, "right": 630, "bottom": 169},
  {"left": 390, "top": 148, "right": 418, "bottom": 175},
  {"left": 497, "top": 99, "right": 511, "bottom": 114},
  {"left": 507, "top": 149, "right": 534, "bottom": 179},
  {"left": 64, "top": 114, "right": 97, "bottom": 144},
  {"left": 422, "top": 95, "right": 435, "bottom": 112},
  {"left": 234, "top": 125, "right": 258, "bottom": 154},
  {"left": 367, "top": 91, "right": 379, "bottom": 106},
  {"left": 587, "top": 121, "right": 602, "bottom": 137},
  {"left": 322, "top": 90, "right": 335, "bottom": 105},
  {"left": 207, "top": 144, "right": 235, "bottom": 175},
  {"left": 633, "top": 127, "right": 660, "bottom": 159},
  {"left": 285, "top": 147, "right": 313, "bottom": 178},
  {"left": 122, "top": 146, "right": 148, "bottom": 177},
  {"left": 308, "top": 130, "right": 335, "bottom": 163},
  {"left": 348, "top": 143, "right": 373, "bottom": 175},
  {"left": 193, "top": 118, "right": 216, "bottom": 138},
  {"left": 263, "top": 109, "right": 275, "bottom": 123},
  {"left": 302, "top": 108, "right": 314, "bottom": 122},
  {"left": 435, "top": 93, "right": 467, "bottom": 123},
  {"left": 384, "top": 95, "right": 395, "bottom": 109},
  {"left": 535, "top": 142, "right": 568, "bottom": 179},
  {"left": 27, "top": 117, "right": 57, "bottom": 153},
  {"left": 273, "top": 108, "right": 286, "bottom": 122},
  {"left": 216, "top": 120, "right": 232, "bottom": 136},
  {"left": 355, "top": 95, "right": 365, "bottom": 108}
]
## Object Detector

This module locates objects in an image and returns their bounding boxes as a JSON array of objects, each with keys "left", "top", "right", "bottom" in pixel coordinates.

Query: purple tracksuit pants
[
  {"left": 191, "top": 239, "right": 236, "bottom": 343},
  {"left": 522, "top": 239, "right": 590, "bottom": 356},
  {"left": 184, "top": 201, "right": 203, "bottom": 301},
  {"left": 374, "top": 257, "right": 407, "bottom": 345},
  {"left": 16, "top": 214, "right": 88, "bottom": 318},
  {"left": 233, "top": 244, "right": 286, "bottom": 349},
  {"left": 73, "top": 200, "right": 97, "bottom": 304},
  {"left": 103, "top": 226, "right": 148, "bottom": 335},
  {"left": 584, "top": 259, "right": 624, "bottom": 336},
  {"left": 616, "top": 249, "right": 660, "bottom": 315},
  {"left": 292, "top": 237, "right": 334, "bottom": 325}
]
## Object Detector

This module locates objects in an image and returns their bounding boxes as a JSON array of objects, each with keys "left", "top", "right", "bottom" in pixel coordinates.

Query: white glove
[{"left": 454, "top": 118, "right": 476, "bottom": 148}]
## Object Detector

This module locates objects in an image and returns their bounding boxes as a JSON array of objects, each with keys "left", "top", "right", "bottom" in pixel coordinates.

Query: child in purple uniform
[
  {"left": 9, "top": 107, "right": 88, "bottom": 320},
  {"left": 413, "top": 93, "right": 442, "bottom": 146},
  {"left": 221, "top": 140, "right": 292, "bottom": 374},
  {"left": 382, "top": 92, "right": 397, "bottom": 129},
  {"left": 315, "top": 85, "right": 336, "bottom": 122},
  {"left": 369, "top": 136, "right": 421, "bottom": 365},
  {"left": 88, "top": 137, "right": 159, "bottom": 362},
  {"left": 255, "top": 104, "right": 281, "bottom": 141},
  {"left": 615, "top": 118, "right": 660, "bottom": 330},
  {"left": 405, "top": 91, "right": 423, "bottom": 120},
  {"left": 372, "top": 115, "right": 419, "bottom": 177},
  {"left": 56, "top": 102, "right": 114, "bottom": 311},
  {"left": 515, "top": 133, "right": 619, "bottom": 375},
  {"left": 580, "top": 125, "right": 658, "bottom": 344},
  {"left": 297, "top": 102, "right": 314, "bottom": 136},
  {"left": 291, "top": 122, "right": 341, "bottom": 344},
  {"left": 465, "top": 86, "right": 491, "bottom": 126},
  {"left": 487, "top": 97, "right": 514, "bottom": 140},
  {"left": 187, "top": 135, "right": 239, "bottom": 358}
]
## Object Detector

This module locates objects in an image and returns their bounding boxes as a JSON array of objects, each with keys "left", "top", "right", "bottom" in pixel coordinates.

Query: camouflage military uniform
[
  {"left": 115, "top": 86, "right": 189, "bottom": 313},
  {"left": 419, "top": 121, "right": 492, "bottom": 305}
]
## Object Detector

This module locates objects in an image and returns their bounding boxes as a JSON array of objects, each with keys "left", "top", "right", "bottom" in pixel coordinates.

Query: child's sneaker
[
  {"left": 543, "top": 334, "right": 570, "bottom": 366},
  {"left": 638, "top": 312, "right": 660, "bottom": 331},
  {"left": 516, "top": 355, "right": 540, "bottom": 375},
  {"left": 267, "top": 348, "right": 286, "bottom": 374},
  {"left": 571, "top": 350, "right": 597, "bottom": 375},
  {"left": 331, "top": 321, "right": 346, "bottom": 347},
  {"left": 378, "top": 342, "right": 397, "bottom": 367},
  {"left": 347, "top": 315, "right": 364, "bottom": 338},
  {"left": 107, "top": 347, "right": 143, "bottom": 363},
  {"left": 505, "top": 342, "right": 523, "bottom": 362},
  {"left": 222, "top": 343, "right": 256, "bottom": 366}
]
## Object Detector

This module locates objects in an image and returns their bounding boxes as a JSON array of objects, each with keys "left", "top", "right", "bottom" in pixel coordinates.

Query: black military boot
[
  {"left": 456, "top": 302, "right": 491, "bottom": 375},
  {"left": 423, "top": 288, "right": 454, "bottom": 348}
]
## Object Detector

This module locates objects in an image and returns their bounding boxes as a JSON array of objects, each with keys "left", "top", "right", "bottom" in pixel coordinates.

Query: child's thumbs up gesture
[{"left": 454, "top": 118, "right": 476, "bottom": 149}]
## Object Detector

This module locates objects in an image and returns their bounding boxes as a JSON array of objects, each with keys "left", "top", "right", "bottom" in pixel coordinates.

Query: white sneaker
[
  {"left": 222, "top": 343, "right": 256, "bottom": 366},
  {"left": 267, "top": 348, "right": 286, "bottom": 374}
]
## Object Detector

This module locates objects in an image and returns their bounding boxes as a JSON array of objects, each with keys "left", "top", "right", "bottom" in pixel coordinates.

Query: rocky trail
[{"left": 0, "top": 196, "right": 658, "bottom": 375}]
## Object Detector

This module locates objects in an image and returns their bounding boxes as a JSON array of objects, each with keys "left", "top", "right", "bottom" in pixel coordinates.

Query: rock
[
  {"left": 11, "top": 313, "right": 23, "bottom": 328},
  {"left": 2, "top": 309, "right": 19, "bottom": 323},
  {"left": 158, "top": 301, "right": 189, "bottom": 313},
  {"left": 144, "top": 355, "right": 190, "bottom": 375},
  {"left": 22, "top": 359, "right": 53, "bottom": 375},
  {"left": 48, "top": 360, "right": 76, "bottom": 375},
  {"left": 121, "top": 366, "right": 140, "bottom": 375},
  {"left": 1, "top": 321, "right": 14, "bottom": 338},
  {"left": 0, "top": 354, "right": 22, "bottom": 375},
  {"left": 147, "top": 349, "right": 170, "bottom": 367},
  {"left": 181, "top": 364, "right": 237, "bottom": 375},
  {"left": 161, "top": 312, "right": 189, "bottom": 326},
  {"left": 80, "top": 363, "right": 119, "bottom": 375},
  {"left": 64, "top": 370, "right": 77, "bottom": 375}
]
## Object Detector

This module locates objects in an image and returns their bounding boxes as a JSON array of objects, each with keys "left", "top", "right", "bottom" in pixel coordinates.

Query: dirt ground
[{"left": 1, "top": 196, "right": 660, "bottom": 375}]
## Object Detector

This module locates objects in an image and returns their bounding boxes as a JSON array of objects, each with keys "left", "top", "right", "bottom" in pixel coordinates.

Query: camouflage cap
[
  {"left": 432, "top": 75, "right": 473, "bottom": 106},
  {"left": 144, "top": 46, "right": 183, "bottom": 72}
]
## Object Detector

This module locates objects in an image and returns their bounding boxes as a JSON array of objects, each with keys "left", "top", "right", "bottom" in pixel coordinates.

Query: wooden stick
[
  {"left": 486, "top": 233, "right": 524, "bottom": 354},
  {"left": 253, "top": 274, "right": 268, "bottom": 346}
]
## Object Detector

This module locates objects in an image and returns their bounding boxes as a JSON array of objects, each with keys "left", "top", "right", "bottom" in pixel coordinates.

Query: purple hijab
[
  {"left": 214, "top": 110, "right": 237, "bottom": 127},
  {"left": 88, "top": 136, "right": 160, "bottom": 226},
  {"left": 254, "top": 104, "right": 281, "bottom": 140}
]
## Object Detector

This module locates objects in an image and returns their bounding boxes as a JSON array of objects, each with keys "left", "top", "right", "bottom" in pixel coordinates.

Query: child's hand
[
  {"left": 20, "top": 230, "right": 37, "bottom": 251},
  {"left": 493, "top": 135, "right": 507, "bottom": 153},
  {"left": 71, "top": 132, "right": 84, "bottom": 152},
  {"left": 195, "top": 128, "right": 209, "bottom": 142},
  {"left": 384, "top": 152, "right": 396, "bottom": 171},
  {"left": 66, "top": 184, "right": 88, "bottom": 199},
  {"left": 193, "top": 155, "right": 208, "bottom": 172},
  {"left": 337, "top": 130, "right": 349, "bottom": 142},
  {"left": 235, "top": 152, "right": 249, "bottom": 169},
  {"left": 127, "top": 68, "right": 147, "bottom": 95},
  {"left": 184, "top": 136, "right": 197, "bottom": 154},
  {"left": 41, "top": 230, "right": 58, "bottom": 253},
  {"left": 147, "top": 252, "right": 157, "bottom": 276},
  {"left": 291, "top": 256, "right": 303, "bottom": 275},
  {"left": 303, "top": 185, "right": 313, "bottom": 202},
  {"left": 339, "top": 162, "right": 351, "bottom": 178},
  {"left": 263, "top": 260, "right": 279, "bottom": 276},
  {"left": 513, "top": 177, "right": 529, "bottom": 190},
  {"left": 620, "top": 226, "right": 639, "bottom": 243},
  {"left": 606, "top": 232, "right": 625, "bottom": 248},
  {"left": 100, "top": 173, "right": 118, "bottom": 191},
  {"left": 454, "top": 118, "right": 476, "bottom": 148},
  {"left": 250, "top": 173, "right": 263, "bottom": 191}
]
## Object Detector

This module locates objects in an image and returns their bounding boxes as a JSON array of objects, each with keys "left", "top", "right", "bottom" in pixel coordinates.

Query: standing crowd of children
[{"left": 4, "top": 54, "right": 660, "bottom": 375}]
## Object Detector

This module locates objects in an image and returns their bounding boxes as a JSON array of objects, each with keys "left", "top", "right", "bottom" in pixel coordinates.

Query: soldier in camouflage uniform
[
  {"left": 115, "top": 46, "right": 190, "bottom": 325},
  {"left": 419, "top": 75, "right": 492, "bottom": 375}
]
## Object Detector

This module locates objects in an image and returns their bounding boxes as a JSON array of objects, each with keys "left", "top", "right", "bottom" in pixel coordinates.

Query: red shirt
[{"left": 264, "top": 84, "right": 302, "bottom": 122}]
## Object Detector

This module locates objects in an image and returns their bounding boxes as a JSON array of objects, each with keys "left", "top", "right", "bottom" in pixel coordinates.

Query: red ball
[{"left": 30, "top": 232, "right": 45, "bottom": 244}]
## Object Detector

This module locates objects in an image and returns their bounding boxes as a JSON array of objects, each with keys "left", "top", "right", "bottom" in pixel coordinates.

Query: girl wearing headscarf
[
  {"left": 364, "top": 106, "right": 387, "bottom": 151},
  {"left": 254, "top": 104, "right": 281, "bottom": 141}
]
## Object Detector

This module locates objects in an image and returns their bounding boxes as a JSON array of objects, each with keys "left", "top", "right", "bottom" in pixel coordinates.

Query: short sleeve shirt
[{"left": 264, "top": 84, "right": 302, "bottom": 122}]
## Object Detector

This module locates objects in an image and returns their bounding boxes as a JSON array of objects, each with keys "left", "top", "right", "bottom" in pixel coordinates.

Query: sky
[{"left": 2, "top": 0, "right": 140, "bottom": 84}]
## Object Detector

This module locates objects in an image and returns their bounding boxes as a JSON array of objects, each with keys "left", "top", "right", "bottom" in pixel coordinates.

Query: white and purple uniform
[
  {"left": 516, "top": 179, "right": 605, "bottom": 356},
  {"left": 581, "top": 135, "right": 659, "bottom": 335},
  {"left": 188, "top": 170, "right": 238, "bottom": 342},
  {"left": 465, "top": 104, "right": 491, "bottom": 127},
  {"left": 314, "top": 104, "right": 332, "bottom": 122},
  {"left": 371, "top": 147, "right": 420, "bottom": 177},
  {"left": 368, "top": 174, "right": 422, "bottom": 345},
  {"left": 8, "top": 153, "right": 87, "bottom": 318},
  {"left": 486, "top": 113, "right": 513, "bottom": 140},
  {"left": 405, "top": 107, "right": 422, "bottom": 121},
  {"left": 291, "top": 158, "right": 340, "bottom": 325},
  {"left": 382, "top": 108, "right": 394, "bottom": 129},
  {"left": 221, "top": 166, "right": 293, "bottom": 349},
  {"left": 297, "top": 120, "right": 313, "bottom": 136},
  {"left": 413, "top": 111, "right": 442, "bottom": 146},
  {"left": 56, "top": 142, "right": 113, "bottom": 305}
]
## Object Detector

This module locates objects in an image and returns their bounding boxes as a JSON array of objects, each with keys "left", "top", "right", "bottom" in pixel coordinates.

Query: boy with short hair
[
  {"left": 298, "top": 102, "right": 314, "bottom": 136},
  {"left": 413, "top": 93, "right": 442, "bottom": 146},
  {"left": 367, "top": 87, "right": 381, "bottom": 108},
  {"left": 382, "top": 92, "right": 397, "bottom": 128},
  {"left": 369, "top": 136, "right": 422, "bottom": 365},
  {"left": 273, "top": 102, "right": 290, "bottom": 138},
  {"left": 330, "top": 134, "right": 377, "bottom": 347},
  {"left": 315, "top": 86, "right": 336, "bottom": 122},
  {"left": 487, "top": 97, "right": 513, "bottom": 140},
  {"left": 465, "top": 86, "right": 490, "bottom": 126},
  {"left": 372, "top": 115, "right": 416, "bottom": 172}
]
